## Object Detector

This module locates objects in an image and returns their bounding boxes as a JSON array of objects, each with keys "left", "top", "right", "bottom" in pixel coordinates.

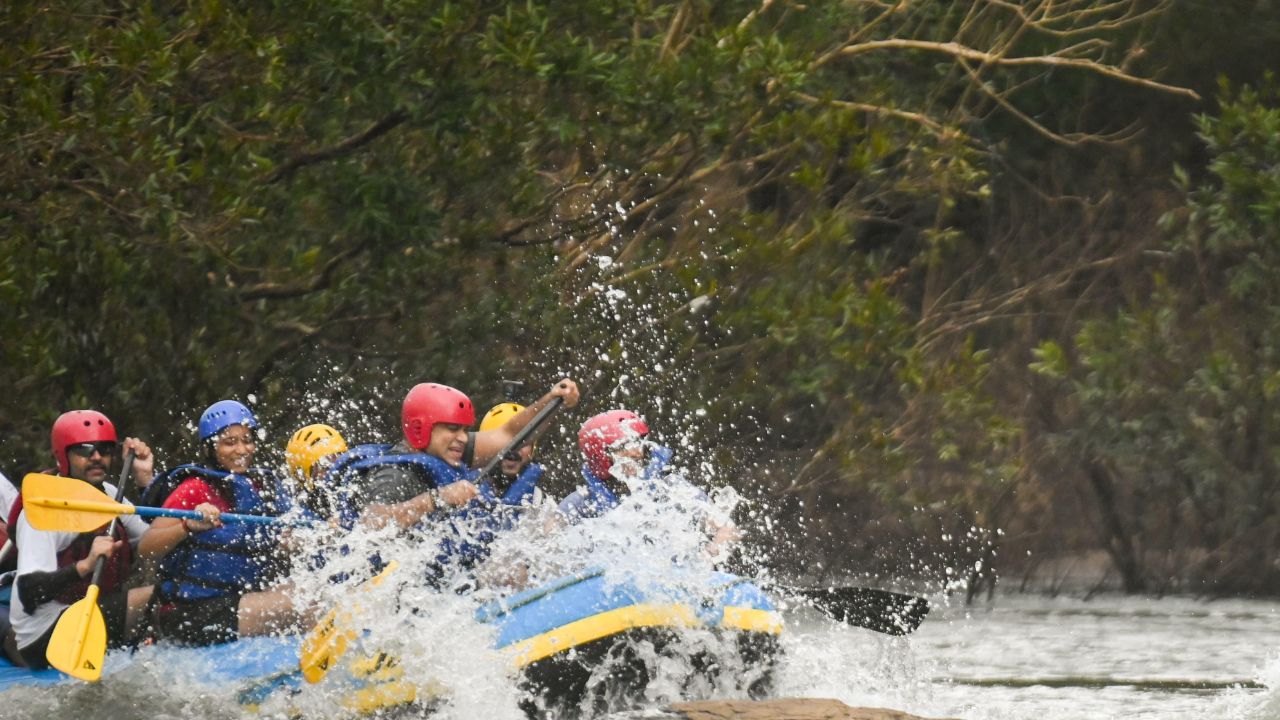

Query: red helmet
[
  {"left": 402, "top": 383, "right": 476, "bottom": 449},
  {"left": 579, "top": 410, "right": 649, "bottom": 479},
  {"left": 51, "top": 410, "right": 117, "bottom": 475}
]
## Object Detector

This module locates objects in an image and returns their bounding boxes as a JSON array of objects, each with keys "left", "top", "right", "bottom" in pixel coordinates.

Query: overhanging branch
[
  {"left": 236, "top": 242, "right": 365, "bottom": 302},
  {"left": 259, "top": 110, "right": 410, "bottom": 184},
  {"left": 818, "top": 39, "right": 1201, "bottom": 101}
]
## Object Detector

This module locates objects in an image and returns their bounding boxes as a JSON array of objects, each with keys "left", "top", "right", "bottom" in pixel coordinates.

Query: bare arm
[
  {"left": 137, "top": 504, "right": 221, "bottom": 561},
  {"left": 704, "top": 517, "right": 742, "bottom": 560},
  {"left": 359, "top": 492, "right": 437, "bottom": 532},
  {"left": 470, "top": 379, "right": 580, "bottom": 468}
]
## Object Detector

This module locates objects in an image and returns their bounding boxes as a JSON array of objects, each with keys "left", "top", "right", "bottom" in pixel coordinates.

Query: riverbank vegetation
[{"left": 3, "top": 0, "right": 1279, "bottom": 597}]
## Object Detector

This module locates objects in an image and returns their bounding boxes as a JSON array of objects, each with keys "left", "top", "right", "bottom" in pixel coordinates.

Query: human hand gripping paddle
[
  {"left": 41, "top": 451, "right": 135, "bottom": 681},
  {"left": 767, "top": 582, "right": 929, "bottom": 636},
  {"left": 475, "top": 396, "right": 563, "bottom": 482},
  {"left": 299, "top": 396, "right": 566, "bottom": 684},
  {"left": 21, "top": 473, "right": 317, "bottom": 531}
]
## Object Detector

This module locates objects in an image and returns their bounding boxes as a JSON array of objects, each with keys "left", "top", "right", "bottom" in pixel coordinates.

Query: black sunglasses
[{"left": 66, "top": 441, "right": 117, "bottom": 459}]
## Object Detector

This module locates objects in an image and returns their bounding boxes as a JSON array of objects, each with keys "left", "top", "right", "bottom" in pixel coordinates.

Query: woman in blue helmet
[{"left": 138, "top": 401, "right": 319, "bottom": 646}]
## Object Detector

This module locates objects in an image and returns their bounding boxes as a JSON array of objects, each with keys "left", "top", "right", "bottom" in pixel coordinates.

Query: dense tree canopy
[{"left": 3, "top": 0, "right": 1279, "bottom": 595}]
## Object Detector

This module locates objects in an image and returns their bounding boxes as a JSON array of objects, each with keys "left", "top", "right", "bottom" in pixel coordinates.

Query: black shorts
[
  {"left": 152, "top": 594, "right": 241, "bottom": 647},
  {"left": 20, "top": 590, "right": 130, "bottom": 670}
]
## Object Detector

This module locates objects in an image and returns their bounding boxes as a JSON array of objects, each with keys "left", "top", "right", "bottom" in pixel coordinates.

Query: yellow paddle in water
[
  {"left": 42, "top": 451, "right": 135, "bottom": 681},
  {"left": 300, "top": 561, "right": 398, "bottom": 683}
]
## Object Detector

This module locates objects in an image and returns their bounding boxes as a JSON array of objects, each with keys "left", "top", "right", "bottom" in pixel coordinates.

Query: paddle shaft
[
  {"left": 476, "top": 396, "right": 563, "bottom": 479},
  {"left": 88, "top": 451, "right": 135, "bottom": 588},
  {"left": 133, "top": 505, "right": 295, "bottom": 525},
  {"left": 25, "top": 496, "right": 308, "bottom": 526},
  {"left": 768, "top": 582, "right": 929, "bottom": 636}
]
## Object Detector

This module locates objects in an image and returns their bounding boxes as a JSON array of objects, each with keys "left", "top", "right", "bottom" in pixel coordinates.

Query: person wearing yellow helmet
[
  {"left": 284, "top": 424, "right": 349, "bottom": 519},
  {"left": 286, "top": 425, "right": 348, "bottom": 489},
  {"left": 477, "top": 403, "right": 546, "bottom": 507}
]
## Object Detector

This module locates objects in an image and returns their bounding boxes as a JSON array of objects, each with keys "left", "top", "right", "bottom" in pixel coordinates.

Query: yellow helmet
[
  {"left": 480, "top": 403, "right": 525, "bottom": 432},
  {"left": 286, "top": 424, "right": 348, "bottom": 488}
]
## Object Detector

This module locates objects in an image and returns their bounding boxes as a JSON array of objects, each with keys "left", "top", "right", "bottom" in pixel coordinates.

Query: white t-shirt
[
  {"left": 12, "top": 482, "right": 148, "bottom": 649},
  {"left": 0, "top": 471, "right": 18, "bottom": 523}
]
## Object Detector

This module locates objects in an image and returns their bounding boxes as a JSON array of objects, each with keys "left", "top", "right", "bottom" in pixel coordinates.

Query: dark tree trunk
[{"left": 1083, "top": 456, "right": 1146, "bottom": 593}]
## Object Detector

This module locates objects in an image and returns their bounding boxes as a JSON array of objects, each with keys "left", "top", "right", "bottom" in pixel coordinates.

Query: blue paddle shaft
[{"left": 131, "top": 505, "right": 304, "bottom": 526}]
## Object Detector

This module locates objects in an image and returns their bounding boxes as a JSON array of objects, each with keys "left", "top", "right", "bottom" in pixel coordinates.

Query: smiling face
[
  {"left": 213, "top": 423, "right": 256, "bottom": 474},
  {"left": 426, "top": 423, "right": 470, "bottom": 467}
]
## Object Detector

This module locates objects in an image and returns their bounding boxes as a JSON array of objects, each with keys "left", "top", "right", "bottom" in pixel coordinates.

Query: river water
[
  {"left": 778, "top": 592, "right": 1280, "bottom": 720},
  {"left": 5, "top": 590, "right": 1276, "bottom": 720},
  {"left": 3, "top": 484, "right": 1276, "bottom": 720}
]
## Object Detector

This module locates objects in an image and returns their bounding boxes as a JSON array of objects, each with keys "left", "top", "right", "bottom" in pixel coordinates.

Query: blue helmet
[{"left": 199, "top": 400, "right": 258, "bottom": 442}]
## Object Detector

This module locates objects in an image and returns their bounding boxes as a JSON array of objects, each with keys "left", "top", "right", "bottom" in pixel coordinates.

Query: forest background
[{"left": 4, "top": 0, "right": 1280, "bottom": 599}]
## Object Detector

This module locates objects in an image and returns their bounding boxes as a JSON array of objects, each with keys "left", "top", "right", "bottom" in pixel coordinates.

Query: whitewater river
[
  {"left": 4, "top": 591, "right": 1276, "bottom": 719},
  {"left": 779, "top": 592, "right": 1280, "bottom": 720}
]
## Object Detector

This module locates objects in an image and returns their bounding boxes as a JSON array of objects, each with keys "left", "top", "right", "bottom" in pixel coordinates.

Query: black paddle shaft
[
  {"left": 88, "top": 451, "right": 135, "bottom": 588},
  {"left": 790, "top": 585, "right": 930, "bottom": 636},
  {"left": 476, "top": 396, "right": 564, "bottom": 479}
]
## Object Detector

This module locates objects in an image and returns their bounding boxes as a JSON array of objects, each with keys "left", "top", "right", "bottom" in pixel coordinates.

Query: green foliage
[
  {"left": 1039, "top": 84, "right": 1280, "bottom": 593},
  {"left": 0, "top": 0, "right": 1239, "bottom": 590}
]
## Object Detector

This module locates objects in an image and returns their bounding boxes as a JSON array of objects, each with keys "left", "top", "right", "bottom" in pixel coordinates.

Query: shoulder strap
[
  {"left": 503, "top": 463, "right": 544, "bottom": 505},
  {"left": 347, "top": 452, "right": 475, "bottom": 488},
  {"left": 327, "top": 444, "right": 394, "bottom": 482},
  {"left": 139, "top": 464, "right": 229, "bottom": 508},
  {"left": 7, "top": 495, "right": 23, "bottom": 530}
]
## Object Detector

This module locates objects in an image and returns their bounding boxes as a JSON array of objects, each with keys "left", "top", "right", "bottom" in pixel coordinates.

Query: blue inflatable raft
[{"left": 0, "top": 568, "right": 782, "bottom": 715}]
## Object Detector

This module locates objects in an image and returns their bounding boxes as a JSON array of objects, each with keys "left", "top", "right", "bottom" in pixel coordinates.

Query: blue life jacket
[
  {"left": 334, "top": 448, "right": 550, "bottom": 586},
  {"left": 476, "top": 463, "right": 544, "bottom": 508},
  {"left": 323, "top": 445, "right": 476, "bottom": 529},
  {"left": 156, "top": 466, "right": 292, "bottom": 602},
  {"left": 558, "top": 446, "right": 679, "bottom": 521}
]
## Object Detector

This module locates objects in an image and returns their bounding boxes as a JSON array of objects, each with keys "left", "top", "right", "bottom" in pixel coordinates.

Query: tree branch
[
  {"left": 236, "top": 242, "right": 365, "bottom": 302},
  {"left": 817, "top": 39, "right": 1201, "bottom": 101},
  {"left": 259, "top": 110, "right": 409, "bottom": 184},
  {"left": 792, "top": 91, "right": 946, "bottom": 134}
]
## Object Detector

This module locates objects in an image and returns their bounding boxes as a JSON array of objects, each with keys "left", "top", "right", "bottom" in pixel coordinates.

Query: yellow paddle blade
[
  {"left": 46, "top": 584, "right": 108, "bottom": 681},
  {"left": 300, "top": 608, "right": 356, "bottom": 684},
  {"left": 299, "top": 561, "right": 398, "bottom": 684},
  {"left": 21, "top": 474, "right": 128, "bottom": 533}
]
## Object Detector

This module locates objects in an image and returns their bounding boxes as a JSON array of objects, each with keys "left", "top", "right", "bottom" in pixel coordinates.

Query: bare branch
[
  {"left": 793, "top": 91, "right": 946, "bottom": 133},
  {"left": 259, "top": 110, "right": 409, "bottom": 184},
  {"left": 816, "top": 39, "right": 1201, "bottom": 100},
  {"left": 236, "top": 242, "right": 365, "bottom": 302}
]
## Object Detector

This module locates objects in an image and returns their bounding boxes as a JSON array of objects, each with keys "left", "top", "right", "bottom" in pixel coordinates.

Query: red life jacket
[{"left": 8, "top": 484, "right": 133, "bottom": 603}]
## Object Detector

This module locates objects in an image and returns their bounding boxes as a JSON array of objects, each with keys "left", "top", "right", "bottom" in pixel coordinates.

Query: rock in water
[{"left": 669, "top": 698, "right": 956, "bottom": 720}]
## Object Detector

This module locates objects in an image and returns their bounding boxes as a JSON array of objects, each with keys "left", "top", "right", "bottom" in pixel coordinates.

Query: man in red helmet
[
  {"left": 560, "top": 409, "right": 740, "bottom": 559},
  {"left": 354, "top": 379, "right": 579, "bottom": 531},
  {"left": 9, "top": 411, "right": 156, "bottom": 669}
]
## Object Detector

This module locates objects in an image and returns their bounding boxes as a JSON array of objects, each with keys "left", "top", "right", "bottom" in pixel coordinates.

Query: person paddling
[
  {"left": 138, "top": 401, "right": 318, "bottom": 647},
  {"left": 561, "top": 410, "right": 740, "bottom": 559},
  {"left": 477, "top": 403, "right": 550, "bottom": 509},
  {"left": 351, "top": 379, "right": 579, "bottom": 531},
  {"left": 10, "top": 411, "right": 156, "bottom": 669}
]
